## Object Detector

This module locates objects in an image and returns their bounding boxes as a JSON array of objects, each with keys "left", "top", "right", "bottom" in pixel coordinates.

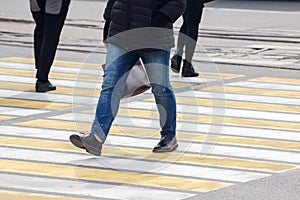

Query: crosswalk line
[
  {"left": 0, "top": 190, "right": 85, "bottom": 200},
  {"left": 0, "top": 57, "right": 101, "bottom": 69},
  {"left": 0, "top": 135, "right": 297, "bottom": 173},
  {"left": 14, "top": 118, "right": 300, "bottom": 151},
  {"left": 0, "top": 145, "right": 271, "bottom": 183},
  {"left": 228, "top": 81, "right": 300, "bottom": 92},
  {"left": 179, "top": 90, "right": 300, "bottom": 106},
  {"left": 250, "top": 77, "right": 300, "bottom": 85},
  {"left": 145, "top": 97, "right": 300, "bottom": 114},
  {"left": 0, "top": 98, "right": 74, "bottom": 110},
  {"left": 201, "top": 86, "right": 300, "bottom": 98},
  {"left": 0, "top": 67, "right": 102, "bottom": 82},
  {"left": 0, "top": 159, "right": 232, "bottom": 192},
  {"left": 0, "top": 174, "right": 193, "bottom": 200},
  {"left": 0, "top": 57, "right": 242, "bottom": 80},
  {"left": 1, "top": 106, "right": 49, "bottom": 116},
  {"left": 0, "top": 81, "right": 99, "bottom": 96},
  {"left": 50, "top": 112, "right": 300, "bottom": 152},
  {"left": 0, "top": 88, "right": 96, "bottom": 105},
  {"left": 0, "top": 115, "right": 15, "bottom": 121}
]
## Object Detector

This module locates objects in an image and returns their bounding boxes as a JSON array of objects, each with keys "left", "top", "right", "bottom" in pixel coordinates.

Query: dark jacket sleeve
[
  {"left": 158, "top": 0, "right": 186, "bottom": 23},
  {"left": 103, "top": 20, "right": 110, "bottom": 42},
  {"left": 103, "top": 0, "right": 116, "bottom": 21}
]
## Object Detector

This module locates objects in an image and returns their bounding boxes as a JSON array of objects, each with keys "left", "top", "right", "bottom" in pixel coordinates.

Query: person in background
[
  {"left": 171, "top": 0, "right": 214, "bottom": 77},
  {"left": 30, "top": 0, "right": 71, "bottom": 92},
  {"left": 69, "top": 0, "right": 186, "bottom": 156}
]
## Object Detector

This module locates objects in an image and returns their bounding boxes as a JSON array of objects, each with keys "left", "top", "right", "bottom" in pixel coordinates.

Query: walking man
[{"left": 69, "top": 0, "right": 186, "bottom": 156}]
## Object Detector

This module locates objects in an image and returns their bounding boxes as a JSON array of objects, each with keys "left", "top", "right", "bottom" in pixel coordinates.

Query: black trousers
[
  {"left": 31, "top": 0, "right": 70, "bottom": 82},
  {"left": 176, "top": 0, "right": 204, "bottom": 63}
]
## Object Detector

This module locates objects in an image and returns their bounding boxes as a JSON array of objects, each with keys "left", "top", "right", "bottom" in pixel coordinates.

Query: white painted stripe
[
  {"left": 0, "top": 74, "right": 101, "bottom": 89},
  {"left": 0, "top": 173, "right": 193, "bottom": 200},
  {"left": 0, "top": 126, "right": 75, "bottom": 141},
  {"left": 228, "top": 81, "right": 300, "bottom": 92},
  {"left": 105, "top": 135, "right": 300, "bottom": 164},
  {"left": 0, "top": 146, "right": 269, "bottom": 183},
  {"left": 0, "top": 89, "right": 97, "bottom": 105},
  {"left": 0, "top": 62, "right": 103, "bottom": 76},
  {"left": 119, "top": 101, "right": 300, "bottom": 123},
  {"left": 48, "top": 113, "right": 300, "bottom": 142},
  {"left": 0, "top": 106, "right": 49, "bottom": 116},
  {"left": 170, "top": 76, "right": 216, "bottom": 84},
  {"left": 178, "top": 91, "right": 300, "bottom": 106}
]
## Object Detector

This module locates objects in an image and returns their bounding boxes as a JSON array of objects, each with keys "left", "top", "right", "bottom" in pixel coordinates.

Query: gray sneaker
[{"left": 70, "top": 133, "right": 103, "bottom": 156}]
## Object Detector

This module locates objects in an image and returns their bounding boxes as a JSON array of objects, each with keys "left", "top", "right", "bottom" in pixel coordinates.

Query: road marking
[
  {"left": 15, "top": 119, "right": 300, "bottom": 151},
  {"left": 0, "top": 189, "right": 85, "bottom": 200},
  {"left": 0, "top": 135, "right": 297, "bottom": 173},
  {"left": 0, "top": 174, "right": 193, "bottom": 200},
  {"left": 250, "top": 77, "right": 300, "bottom": 85},
  {"left": 201, "top": 86, "right": 300, "bottom": 98},
  {"left": 0, "top": 115, "right": 15, "bottom": 121},
  {"left": 0, "top": 98, "right": 74, "bottom": 110},
  {"left": 0, "top": 159, "right": 232, "bottom": 192}
]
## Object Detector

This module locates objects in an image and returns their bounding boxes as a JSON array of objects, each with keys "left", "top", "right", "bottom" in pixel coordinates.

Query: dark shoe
[
  {"left": 152, "top": 135, "right": 178, "bottom": 153},
  {"left": 182, "top": 60, "right": 199, "bottom": 77},
  {"left": 170, "top": 54, "right": 182, "bottom": 73},
  {"left": 35, "top": 80, "right": 56, "bottom": 92},
  {"left": 70, "top": 133, "right": 103, "bottom": 156}
]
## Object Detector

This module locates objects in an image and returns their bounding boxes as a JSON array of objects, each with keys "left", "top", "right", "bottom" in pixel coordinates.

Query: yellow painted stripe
[
  {"left": 0, "top": 57, "right": 242, "bottom": 79},
  {"left": 171, "top": 82, "right": 196, "bottom": 88},
  {"left": 0, "top": 81, "right": 99, "bottom": 97},
  {"left": 250, "top": 77, "right": 300, "bottom": 85},
  {"left": 14, "top": 119, "right": 300, "bottom": 152},
  {"left": 0, "top": 67, "right": 102, "bottom": 82},
  {"left": 0, "top": 190, "right": 85, "bottom": 200},
  {"left": 198, "top": 72, "right": 243, "bottom": 80},
  {"left": 201, "top": 86, "right": 300, "bottom": 98},
  {"left": 0, "top": 159, "right": 232, "bottom": 192},
  {"left": 0, "top": 57, "right": 101, "bottom": 69},
  {"left": 0, "top": 135, "right": 297, "bottom": 173},
  {"left": 0, "top": 115, "right": 15, "bottom": 121},
  {"left": 0, "top": 98, "right": 75, "bottom": 110},
  {"left": 144, "top": 97, "right": 300, "bottom": 114}
]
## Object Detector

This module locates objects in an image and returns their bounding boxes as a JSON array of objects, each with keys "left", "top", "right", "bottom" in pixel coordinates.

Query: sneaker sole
[
  {"left": 69, "top": 135, "right": 86, "bottom": 149},
  {"left": 152, "top": 143, "right": 178, "bottom": 153}
]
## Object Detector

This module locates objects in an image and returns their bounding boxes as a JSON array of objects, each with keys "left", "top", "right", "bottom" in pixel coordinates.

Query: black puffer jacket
[{"left": 103, "top": 0, "right": 186, "bottom": 51}]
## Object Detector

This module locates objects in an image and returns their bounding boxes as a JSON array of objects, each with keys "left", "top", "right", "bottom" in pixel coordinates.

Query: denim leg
[
  {"left": 140, "top": 50, "right": 176, "bottom": 138},
  {"left": 91, "top": 44, "right": 138, "bottom": 142}
]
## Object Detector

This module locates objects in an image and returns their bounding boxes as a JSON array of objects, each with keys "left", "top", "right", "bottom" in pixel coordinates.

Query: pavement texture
[{"left": 0, "top": 0, "right": 300, "bottom": 200}]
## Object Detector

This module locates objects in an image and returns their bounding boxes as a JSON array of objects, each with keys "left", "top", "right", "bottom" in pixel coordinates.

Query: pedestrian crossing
[{"left": 0, "top": 57, "right": 300, "bottom": 199}]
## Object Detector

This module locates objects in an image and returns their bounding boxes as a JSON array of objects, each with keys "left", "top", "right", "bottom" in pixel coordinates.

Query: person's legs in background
[
  {"left": 171, "top": 0, "right": 204, "bottom": 77},
  {"left": 33, "top": 0, "right": 70, "bottom": 92}
]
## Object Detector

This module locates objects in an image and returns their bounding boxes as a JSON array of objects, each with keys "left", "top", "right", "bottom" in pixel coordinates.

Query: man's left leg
[{"left": 140, "top": 50, "right": 178, "bottom": 152}]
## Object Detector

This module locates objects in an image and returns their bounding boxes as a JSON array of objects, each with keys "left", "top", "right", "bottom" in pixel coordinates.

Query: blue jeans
[{"left": 91, "top": 44, "right": 177, "bottom": 142}]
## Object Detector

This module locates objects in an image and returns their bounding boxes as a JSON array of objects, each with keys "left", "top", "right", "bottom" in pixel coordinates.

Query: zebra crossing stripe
[
  {"left": 14, "top": 118, "right": 300, "bottom": 151},
  {"left": 0, "top": 135, "right": 297, "bottom": 173},
  {"left": 0, "top": 57, "right": 101, "bottom": 69},
  {"left": 0, "top": 98, "right": 74, "bottom": 110},
  {"left": 250, "top": 77, "right": 300, "bottom": 85},
  {"left": 0, "top": 159, "right": 232, "bottom": 192},
  {"left": 201, "top": 86, "right": 300, "bottom": 98},
  {"left": 0, "top": 67, "right": 102, "bottom": 82},
  {"left": 0, "top": 190, "right": 84, "bottom": 200}
]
